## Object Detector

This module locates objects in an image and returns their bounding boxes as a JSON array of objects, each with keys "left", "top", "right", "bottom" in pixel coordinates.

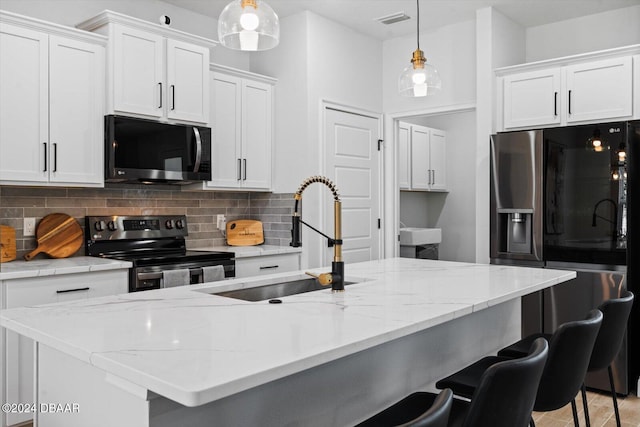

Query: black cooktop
[{"left": 101, "top": 250, "right": 233, "bottom": 267}]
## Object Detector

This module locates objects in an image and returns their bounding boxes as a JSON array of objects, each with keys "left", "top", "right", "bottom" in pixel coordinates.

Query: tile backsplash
[{"left": 0, "top": 185, "right": 295, "bottom": 259}]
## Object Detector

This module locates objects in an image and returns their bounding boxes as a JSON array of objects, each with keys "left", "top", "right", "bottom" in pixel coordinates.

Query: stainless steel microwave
[{"left": 105, "top": 115, "right": 211, "bottom": 184}]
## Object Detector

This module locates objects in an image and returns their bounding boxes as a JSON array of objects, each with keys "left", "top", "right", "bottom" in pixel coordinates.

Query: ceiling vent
[{"left": 375, "top": 11, "right": 411, "bottom": 25}]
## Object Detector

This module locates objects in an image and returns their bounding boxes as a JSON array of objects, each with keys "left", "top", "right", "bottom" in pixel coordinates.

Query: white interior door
[{"left": 324, "top": 107, "right": 381, "bottom": 265}]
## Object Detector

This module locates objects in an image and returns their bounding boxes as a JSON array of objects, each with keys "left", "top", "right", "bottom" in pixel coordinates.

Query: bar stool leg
[
  {"left": 571, "top": 398, "right": 580, "bottom": 427},
  {"left": 608, "top": 365, "right": 621, "bottom": 427},
  {"left": 581, "top": 383, "right": 591, "bottom": 427}
]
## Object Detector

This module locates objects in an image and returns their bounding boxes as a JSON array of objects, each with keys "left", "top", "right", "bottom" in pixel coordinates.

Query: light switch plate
[
  {"left": 24, "top": 217, "right": 36, "bottom": 236},
  {"left": 217, "top": 215, "right": 226, "bottom": 230}
]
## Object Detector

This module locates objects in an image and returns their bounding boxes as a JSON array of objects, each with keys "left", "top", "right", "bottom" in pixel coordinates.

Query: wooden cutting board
[
  {"left": 226, "top": 220, "right": 264, "bottom": 246},
  {"left": 0, "top": 225, "right": 16, "bottom": 262},
  {"left": 24, "top": 213, "right": 83, "bottom": 261}
]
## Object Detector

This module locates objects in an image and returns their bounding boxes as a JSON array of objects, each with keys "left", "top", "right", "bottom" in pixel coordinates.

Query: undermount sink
[
  {"left": 399, "top": 227, "right": 442, "bottom": 246},
  {"left": 206, "top": 274, "right": 364, "bottom": 302}
]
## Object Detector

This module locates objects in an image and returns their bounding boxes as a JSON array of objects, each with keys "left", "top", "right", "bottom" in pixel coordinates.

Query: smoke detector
[{"left": 375, "top": 11, "right": 411, "bottom": 25}]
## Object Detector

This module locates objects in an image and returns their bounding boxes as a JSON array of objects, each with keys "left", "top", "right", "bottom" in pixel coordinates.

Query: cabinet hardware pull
[
  {"left": 237, "top": 158, "right": 242, "bottom": 181},
  {"left": 53, "top": 143, "right": 57, "bottom": 172},
  {"left": 428, "top": 169, "right": 431, "bottom": 185},
  {"left": 171, "top": 85, "right": 175, "bottom": 110},
  {"left": 243, "top": 159, "right": 247, "bottom": 180},
  {"left": 158, "top": 82, "right": 162, "bottom": 108},
  {"left": 56, "top": 287, "right": 90, "bottom": 294},
  {"left": 43, "top": 143, "right": 47, "bottom": 172},
  {"left": 193, "top": 128, "right": 202, "bottom": 172},
  {"left": 432, "top": 170, "right": 435, "bottom": 185},
  {"left": 554, "top": 92, "right": 558, "bottom": 116},
  {"left": 568, "top": 90, "right": 572, "bottom": 114},
  {"left": 259, "top": 265, "right": 279, "bottom": 270}
]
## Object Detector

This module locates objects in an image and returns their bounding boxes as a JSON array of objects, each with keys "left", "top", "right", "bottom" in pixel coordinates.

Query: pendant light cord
[{"left": 416, "top": 0, "right": 420, "bottom": 50}]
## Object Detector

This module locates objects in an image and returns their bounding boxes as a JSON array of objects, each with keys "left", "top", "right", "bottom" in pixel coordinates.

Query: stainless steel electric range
[{"left": 85, "top": 215, "right": 234, "bottom": 292}]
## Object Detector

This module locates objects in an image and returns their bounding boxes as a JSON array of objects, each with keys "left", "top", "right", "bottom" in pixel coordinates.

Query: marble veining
[
  {"left": 0, "top": 256, "right": 132, "bottom": 280},
  {"left": 0, "top": 258, "right": 575, "bottom": 407}
]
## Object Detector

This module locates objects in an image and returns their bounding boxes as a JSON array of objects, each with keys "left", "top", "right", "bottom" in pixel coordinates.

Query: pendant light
[
  {"left": 398, "top": 0, "right": 441, "bottom": 97},
  {"left": 218, "top": 0, "right": 280, "bottom": 51}
]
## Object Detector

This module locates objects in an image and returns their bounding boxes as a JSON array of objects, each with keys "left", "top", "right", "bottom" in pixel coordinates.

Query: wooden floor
[
  {"left": 10, "top": 391, "right": 640, "bottom": 427},
  {"left": 533, "top": 390, "right": 640, "bottom": 427}
]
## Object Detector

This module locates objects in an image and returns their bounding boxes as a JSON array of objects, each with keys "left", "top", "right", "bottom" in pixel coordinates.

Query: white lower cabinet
[
  {"left": 2, "top": 270, "right": 127, "bottom": 427},
  {"left": 235, "top": 253, "right": 301, "bottom": 278}
]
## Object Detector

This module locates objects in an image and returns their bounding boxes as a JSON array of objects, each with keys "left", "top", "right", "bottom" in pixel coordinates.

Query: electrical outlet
[
  {"left": 24, "top": 217, "right": 36, "bottom": 237},
  {"left": 217, "top": 215, "right": 226, "bottom": 230}
]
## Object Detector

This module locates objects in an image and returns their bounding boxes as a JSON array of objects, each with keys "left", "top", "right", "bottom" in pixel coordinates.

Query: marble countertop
[
  {"left": 191, "top": 244, "right": 301, "bottom": 258},
  {"left": 0, "top": 258, "right": 575, "bottom": 407},
  {"left": 0, "top": 256, "right": 132, "bottom": 280}
]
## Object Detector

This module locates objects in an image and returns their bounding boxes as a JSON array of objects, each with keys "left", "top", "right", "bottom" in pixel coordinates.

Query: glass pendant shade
[
  {"left": 398, "top": 1, "right": 441, "bottom": 97},
  {"left": 398, "top": 49, "right": 441, "bottom": 97},
  {"left": 218, "top": 0, "right": 280, "bottom": 51}
]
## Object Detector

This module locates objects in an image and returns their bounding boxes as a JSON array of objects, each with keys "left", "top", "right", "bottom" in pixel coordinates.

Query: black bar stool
[
  {"left": 356, "top": 337, "right": 548, "bottom": 427},
  {"left": 436, "top": 310, "right": 603, "bottom": 427},
  {"left": 498, "top": 291, "right": 634, "bottom": 427}
]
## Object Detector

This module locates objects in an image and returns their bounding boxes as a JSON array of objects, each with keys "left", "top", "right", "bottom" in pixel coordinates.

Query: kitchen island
[{"left": 0, "top": 258, "right": 575, "bottom": 427}]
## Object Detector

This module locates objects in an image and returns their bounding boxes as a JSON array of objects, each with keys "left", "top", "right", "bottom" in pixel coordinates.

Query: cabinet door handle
[
  {"left": 243, "top": 159, "right": 247, "bottom": 180},
  {"left": 568, "top": 90, "right": 572, "bottom": 114},
  {"left": 171, "top": 85, "right": 175, "bottom": 110},
  {"left": 432, "top": 170, "right": 435, "bottom": 185},
  {"left": 43, "top": 142, "right": 47, "bottom": 172},
  {"left": 237, "top": 158, "right": 242, "bottom": 181},
  {"left": 158, "top": 82, "right": 163, "bottom": 108},
  {"left": 259, "top": 265, "right": 279, "bottom": 270},
  {"left": 554, "top": 91, "right": 558, "bottom": 116},
  {"left": 56, "top": 287, "right": 90, "bottom": 294},
  {"left": 53, "top": 143, "right": 57, "bottom": 172}
]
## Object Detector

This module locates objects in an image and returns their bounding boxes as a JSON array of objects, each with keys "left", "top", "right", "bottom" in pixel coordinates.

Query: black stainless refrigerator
[{"left": 490, "top": 121, "right": 640, "bottom": 395}]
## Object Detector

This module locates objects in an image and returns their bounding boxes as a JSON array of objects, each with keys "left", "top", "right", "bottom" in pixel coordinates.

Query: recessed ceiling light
[{"left": 374, "top": 11, "right": 411, "bottom": 25}]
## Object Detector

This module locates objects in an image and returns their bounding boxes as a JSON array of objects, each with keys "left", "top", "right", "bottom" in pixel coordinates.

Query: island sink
[{"left": 212, "top": 277, "right": 358, "bottom": 301}]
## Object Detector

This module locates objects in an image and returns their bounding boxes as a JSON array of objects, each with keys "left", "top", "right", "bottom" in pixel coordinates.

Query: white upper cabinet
[
  {"left": 497, "top": 45, "right": 639, "bottom": 131},
  {"left": 398, "top": 122, "right": 447, "bottom": 192},
  {"left": 429, "top": 128, "right": 447, "bottom": 191},
  {"left": 398, "top": 122, "right": 411, "bottom": 190},
  {"left": 166, "top": 39, "right": 209, "bottom": 123},
  {"left": 204, "top": 65, "right": 275, "bottom": 191},
  {"left": 565, "top": 57, "right": 633, "bottom": 123},
  {"left": 112, "top": 24, "right": 164, "bottom": 118},
  {"left": 503, "top": 68, "right": 561, "bottom": 129},
  {"left": 0, "top": 12, "right": 105, "bottom": 187},
  {"left": 78, "top": 11, "right": 214, "bottom": 124}
]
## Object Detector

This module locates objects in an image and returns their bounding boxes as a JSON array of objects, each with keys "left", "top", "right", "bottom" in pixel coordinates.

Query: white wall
[
  {"left": 0, "top": 0, "right": 250, "bottom": 69},
  {"left": 251, "top": 11, "right": 382, "bottom": 268},
  {"left": 382, "top": 20, "right": 477, "bottom": 114},
  {"left": 526, "top": 5, "right": 640, "bottom": 62}
]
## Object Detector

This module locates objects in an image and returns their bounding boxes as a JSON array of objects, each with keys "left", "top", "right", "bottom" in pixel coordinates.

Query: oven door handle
[
  {"left": 137, "top": 272, "right": 164, "bottom": 281},
  {"left": 137, "top": 268, "right": 205, "bottom": 282},
  {"left": 193, "top": 127, "right": 202, "bottom": 173}
]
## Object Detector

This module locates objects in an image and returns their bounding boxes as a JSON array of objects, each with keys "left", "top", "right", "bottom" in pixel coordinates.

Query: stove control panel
[{"left": 85, "top": 215, "right": 188, "bottom": 241}]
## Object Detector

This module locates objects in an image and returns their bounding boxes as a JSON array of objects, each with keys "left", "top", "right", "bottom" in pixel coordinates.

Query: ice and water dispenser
[
  {"left": 497, "top": 209, "right": 534, "bottom": 255},
  {"left": 490, "top": 131, "right": 543, "bottom": 263}
]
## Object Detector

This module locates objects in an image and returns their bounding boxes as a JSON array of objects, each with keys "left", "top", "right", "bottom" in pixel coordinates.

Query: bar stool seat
[
  {"left": 497, "top": 291, "right": 634, "bottom": 427},
  {"left": 357, "top": 337, "right": 548, "bottom": 427},
  {"left": 436, "top": 310, "right": 603, "bottom": 427}
]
